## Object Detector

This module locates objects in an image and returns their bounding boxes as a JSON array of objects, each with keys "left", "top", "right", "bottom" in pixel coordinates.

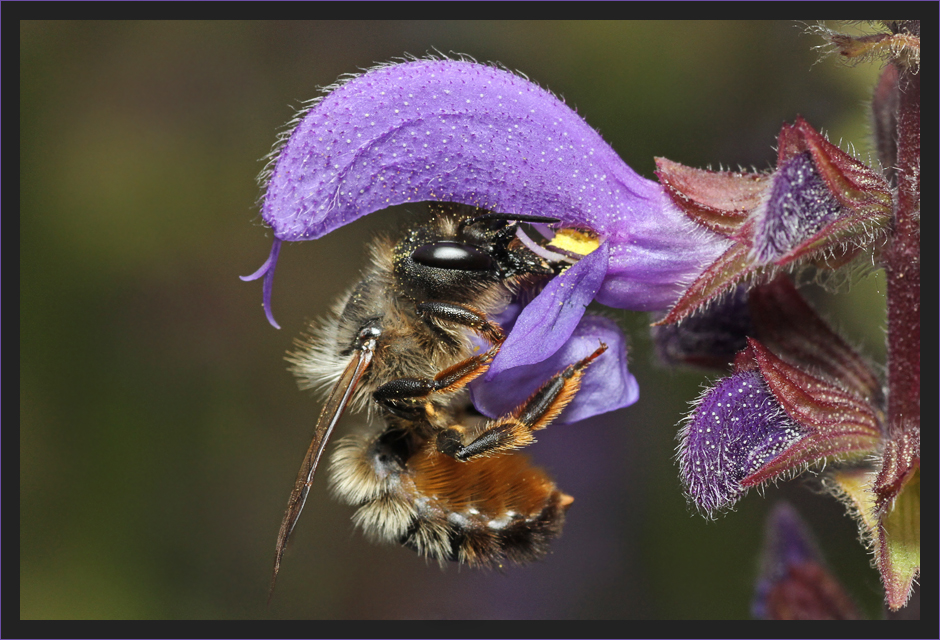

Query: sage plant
[{"left": 245, "top": 21, "right": 919, "bottom": 616}]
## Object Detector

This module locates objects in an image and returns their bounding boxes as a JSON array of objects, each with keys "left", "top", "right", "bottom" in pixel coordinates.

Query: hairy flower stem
[{"left": 884, "top": 67, "right": 920, "bottom": 439}]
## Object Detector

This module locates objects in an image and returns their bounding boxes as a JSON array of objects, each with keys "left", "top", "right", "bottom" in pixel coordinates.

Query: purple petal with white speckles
[
  {"left": 471, "top": 314, "right": 637, "bottom": 424},
  {"left": 262, "top": 59, "right": 658, "bottom": 242},
  {"left": 248, "top": 58, "right": 730, "bottom": 327},
  {"left": 678, "top": 370, "right": 806, "bottom": 515}
]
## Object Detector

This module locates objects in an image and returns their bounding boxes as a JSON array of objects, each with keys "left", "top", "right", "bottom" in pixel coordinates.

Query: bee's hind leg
[{"left": 436, "top": 343, "right": 608, "bottom": 462}]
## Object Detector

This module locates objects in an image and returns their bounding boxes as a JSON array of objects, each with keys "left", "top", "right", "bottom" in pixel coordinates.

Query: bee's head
[{"left": 393, "top": 204, "right": 560, "bottom": 304}]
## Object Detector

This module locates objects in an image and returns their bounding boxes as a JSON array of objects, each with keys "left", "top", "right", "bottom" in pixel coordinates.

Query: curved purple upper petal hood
[
  {"left": 245, "top": 58, "right": 728, "bottom": 328},
  {"left": 261, "top": 58, "right": 659, "bottom": 241}
]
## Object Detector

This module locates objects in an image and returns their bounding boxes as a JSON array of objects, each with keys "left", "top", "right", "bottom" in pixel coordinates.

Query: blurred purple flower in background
[{"left": 752, "top": 502, "right": 860, "bottom": 619}]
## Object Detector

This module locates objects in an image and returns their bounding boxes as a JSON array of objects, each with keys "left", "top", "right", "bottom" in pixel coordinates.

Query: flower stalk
[
  {"left": 878, "top": 57, "right": 921, "bottom": 613},
  {"left": 885, "top": 66, "right": 920, "bottom": 441}
]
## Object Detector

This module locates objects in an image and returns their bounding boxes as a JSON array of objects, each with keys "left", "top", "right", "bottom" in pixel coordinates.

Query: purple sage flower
[{"left": 244, "top": 59, "right": 729, "bottom": 375}]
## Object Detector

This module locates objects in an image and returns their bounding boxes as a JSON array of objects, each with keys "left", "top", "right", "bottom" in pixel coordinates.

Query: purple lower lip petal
[
  {"left": 487, "top": 241, "right": 609, "bottom": 376},
  {"left": 471, "top": 313, "right": 637, "bottom": 424}
]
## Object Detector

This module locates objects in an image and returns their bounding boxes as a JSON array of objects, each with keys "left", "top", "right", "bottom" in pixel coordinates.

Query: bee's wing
[{"left": 270, "top": 344, "right": 374, "bottom": 595}]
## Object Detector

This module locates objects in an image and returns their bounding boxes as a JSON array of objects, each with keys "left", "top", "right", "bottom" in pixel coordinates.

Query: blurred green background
[{"left": 21, "top": 21, "right": 888, "bottom": 619}]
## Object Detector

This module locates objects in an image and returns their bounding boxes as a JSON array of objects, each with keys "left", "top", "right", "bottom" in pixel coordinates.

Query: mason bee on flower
[{"left": 270, "top": 203, "right": 607, "bottom": 591}]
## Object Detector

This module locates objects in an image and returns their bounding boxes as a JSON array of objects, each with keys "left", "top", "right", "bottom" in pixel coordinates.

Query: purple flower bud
[
  {"left": 678, "top": 332, "right": 882, "bottom": 517},
  {"left": 655, "top": 117, "right": 891, "bottom": 326},
  {"left": 751, "top": 151, "right": 843, "bottom": 264},
  {"left": 651, "top": 283, "right": 752, "bottom": 369},
  {"left": 678, "top": 370, "right": 805, "bottom": 515}
]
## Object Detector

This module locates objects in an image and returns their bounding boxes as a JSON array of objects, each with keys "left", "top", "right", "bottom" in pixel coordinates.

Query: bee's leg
[
  {"left": 372, "top": 302, "right": 505, "bottom": 412},
  {"left": 437, "top": 344, "right": 607, "bottom": 462},
  {"left": 416, "top": 302, "right": 505, "bottom": 350}
]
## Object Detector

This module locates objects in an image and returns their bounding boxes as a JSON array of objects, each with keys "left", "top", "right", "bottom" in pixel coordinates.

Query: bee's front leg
[
  {"left": 436, "top": 343, "right": 607, "bottom": 462},
  {"left": 372, "top": 302, "right": 505, "bottom": 414}
]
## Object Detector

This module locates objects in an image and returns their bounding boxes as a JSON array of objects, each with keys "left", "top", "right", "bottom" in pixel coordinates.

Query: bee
[{"left": 271, "top": 203, "right": 607, "bottom": 591}]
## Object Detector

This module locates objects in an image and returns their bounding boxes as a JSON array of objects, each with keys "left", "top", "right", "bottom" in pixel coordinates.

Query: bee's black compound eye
[{"left": 412, "top": 242, "right": 494, "bottom": 271}]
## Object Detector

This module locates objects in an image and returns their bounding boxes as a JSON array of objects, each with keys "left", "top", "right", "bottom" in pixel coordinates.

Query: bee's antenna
[{"left": 458, "top": 212, "right": 559, "bottom": 234}]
